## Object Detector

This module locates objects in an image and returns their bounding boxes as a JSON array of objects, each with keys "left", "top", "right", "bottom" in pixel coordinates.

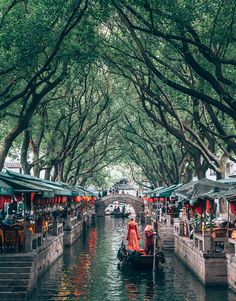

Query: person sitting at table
[{"left": 3, "top": 214, "right": 15, "bottom": 225}]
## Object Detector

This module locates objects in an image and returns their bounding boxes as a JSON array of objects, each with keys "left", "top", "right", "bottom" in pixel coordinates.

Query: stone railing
[
  {"left": 194, "top": 231, "right": 228, "bottom": 253},
  {"left": 174, "top": 220, "right": 229, "bottom": 253},
  {"left": 25, "top": 230, "right": 43, "bottom": 252},
  {"left": 52, "top": 220, "right": 63, "bottom": 236},
  {"left": 174, "top": 221, "right": 181, "bottom": 235},
  {"left": 24, "top": 220, "right": 63, "bottom": 252},
  {"left": 64, "top": 216, "right": 78, "bottom": 230},
  {"left": 228, "top": 238, "right": 236, "bottom": 256}
]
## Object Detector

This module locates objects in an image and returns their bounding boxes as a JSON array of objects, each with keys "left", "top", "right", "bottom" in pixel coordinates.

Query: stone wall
[
  {"left": 174, "top": 234, "right": 227, "bottom": 286},
  {"left": 63, "top": 221, "right": 83, "bottom": 246},
  {"left": 29, "top": 234, "right": 64, "bottom": 291},
  {"left": 227, "top": 254, "right": 236, "bottom": 291}
]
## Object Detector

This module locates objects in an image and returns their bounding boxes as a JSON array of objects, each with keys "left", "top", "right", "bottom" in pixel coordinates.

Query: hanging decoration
[
  {"left": 206, "top": 199, "right": 215, "bottom": 214},
  {"left": 230, "top": 202, "right": 236, "bottom": 215},
  {"left": 194, "top": 199, "right": 205, "bottom": 215}
]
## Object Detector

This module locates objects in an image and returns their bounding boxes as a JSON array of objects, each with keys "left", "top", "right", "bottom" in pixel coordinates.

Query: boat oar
[{"left": 152, "top": 232, "right": 156, "bottom": 274}]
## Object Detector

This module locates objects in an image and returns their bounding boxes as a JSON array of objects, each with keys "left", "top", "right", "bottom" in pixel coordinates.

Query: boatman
[{"left": 144, "top": 224, "right": 154, "bottom": 255}]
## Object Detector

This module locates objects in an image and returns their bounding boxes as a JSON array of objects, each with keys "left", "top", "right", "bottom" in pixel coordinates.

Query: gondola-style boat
[{"left": 117, "top": 242, "right": 165, "bottom": 270}]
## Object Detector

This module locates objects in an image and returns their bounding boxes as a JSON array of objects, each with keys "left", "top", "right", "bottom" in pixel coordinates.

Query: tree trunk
[
  {"left": 216, "top": 153, "right": 228, "bottom": 180},
  {"left": 44, "top": 167, "right": 52, "bottom": 180},
  {"left": 51, "top": 164, "right": 58, "bottom": 182},
  {"left": 183, "top": 165, "right": 193, "bottom": 183},
  {"left": 0, "top": 126, "right": 24, "bottom": 171},
  {"left": 193, "top": 153, "right": 207, "bottom": 180},
  {"left": 32, "top": 152, "right": 41, "bottom": 177},
  {"left": 20, "top": 130, "right": 31, "bottom": 175}
]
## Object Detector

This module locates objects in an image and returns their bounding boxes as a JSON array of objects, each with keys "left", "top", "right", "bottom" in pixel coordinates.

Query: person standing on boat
[
  {"left": 144, "top": 225, "right": 154, "bottom": 255},
  {"left": 126, "top": 217, "right": 140, "bottom": 251}
]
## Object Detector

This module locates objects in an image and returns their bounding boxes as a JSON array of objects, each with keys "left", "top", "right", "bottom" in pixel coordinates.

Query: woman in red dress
[{"left": 126, "top": 217, "right": 140, "bottom": 251}]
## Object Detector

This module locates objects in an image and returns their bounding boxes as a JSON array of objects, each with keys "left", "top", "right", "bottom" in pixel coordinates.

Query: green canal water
[{"left": 27, "top": 217, "right": 236, "bottom": 301}]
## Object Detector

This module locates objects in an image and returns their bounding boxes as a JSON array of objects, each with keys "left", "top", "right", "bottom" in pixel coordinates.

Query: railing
[
  {"left": 64, "top": 216, "right": 78, "bottom": 230},
  {"left": 25, "top": 230, "right": 43, "bottom": 252},
  {"left": 228, "top": 238, "right": 236, "bottom": 256},
  {"left": 52, "top": 220, "right": 63, "bottom": 236}
]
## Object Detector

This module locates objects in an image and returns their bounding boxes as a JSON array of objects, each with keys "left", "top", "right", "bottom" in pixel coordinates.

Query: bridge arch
[{"left": 95, "top": 193, "right": 144, "bottom": 217}]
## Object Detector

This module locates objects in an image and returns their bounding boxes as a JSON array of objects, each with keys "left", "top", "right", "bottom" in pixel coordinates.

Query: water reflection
[{"left": 28, "top": 217, "right": 236, "bottom": 301}]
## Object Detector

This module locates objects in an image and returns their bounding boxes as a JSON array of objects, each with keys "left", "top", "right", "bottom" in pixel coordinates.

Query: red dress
[{"left": 126, "top": 221, "right": 140, "bottom": 251}]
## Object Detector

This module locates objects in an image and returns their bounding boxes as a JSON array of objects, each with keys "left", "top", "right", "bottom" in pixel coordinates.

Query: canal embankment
[{"left": 25, "top": 217, "right": 235, "bottom": 301}]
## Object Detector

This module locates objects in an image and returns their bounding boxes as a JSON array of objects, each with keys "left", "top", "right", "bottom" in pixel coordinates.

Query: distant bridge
[{"left": 95, "top": 193, "right": 144, "bottom": 217}]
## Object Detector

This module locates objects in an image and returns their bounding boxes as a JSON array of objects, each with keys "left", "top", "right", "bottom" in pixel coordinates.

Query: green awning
[
  {"left": 174, "top": 181, "right": 198, "bottom": 199},
  {"left": 39, "top": 180, "right": 72, "bottom": 196},
  {"left": 191, "top": 178, "right": 233, "bottom": 200},
  {"left": 143, "top": 190, "right": 154, "bottom": 196},
  {"left": 22, "top": 179, "right": 72, "bottom": 196},
  {"left": 143, "top": 187, "right": 164, "bottom": 196},
  {"left": 0, "top": 174, "right": 54, "bottom": 198},
  {"left": 0, "top": 179, "right": 13, "bottom": 195},
  {"left": 156, "top": 184, "right": 182, "bottom": 197},
  {"left": 4, "top": 170, "right": 72, "bottom": 196}
]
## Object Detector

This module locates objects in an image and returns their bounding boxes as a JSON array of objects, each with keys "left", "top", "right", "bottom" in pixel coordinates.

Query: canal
[{"left": 27, "top": 217, "right": 235, "bottom": 301}]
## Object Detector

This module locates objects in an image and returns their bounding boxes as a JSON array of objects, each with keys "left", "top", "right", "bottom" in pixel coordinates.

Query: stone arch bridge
[{"left": 95, "top": 193, "right": 144, "bottom": 217}]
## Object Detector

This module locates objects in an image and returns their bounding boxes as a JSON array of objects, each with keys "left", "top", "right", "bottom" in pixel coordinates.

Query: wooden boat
[
  {"left": 113, "top": 212, "right": 130, "bottom": 218},
  {"left": 117, "top": 243, "right": 165, "bottom": 270}
]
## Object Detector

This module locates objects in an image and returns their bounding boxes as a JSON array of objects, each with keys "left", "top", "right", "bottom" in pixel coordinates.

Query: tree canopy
[{"left": 0, "top": 0, "right": 235, "bottom": 187}]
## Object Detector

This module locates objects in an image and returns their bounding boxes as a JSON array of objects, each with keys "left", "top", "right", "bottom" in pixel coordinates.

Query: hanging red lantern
[
  {"left": 206, "top": 199, "right": 215, "bottom": 213},
  {"left": 62, "top": 196, "right": 67, "bottom": 203},
  {"left": 0, "top": 196, "right": 4, "bottom": 210},
  {"left": 159, "top": 197, "right": 165, "bottom": 202},
  {"left": 73, "top": 196, "right": 81, "bottom": 203},
  {"left": 153, "top": 197, "right": 158, "bottom": 202},
  {"left": 4, "top": 196, "right": 11, "bottom": 203},
  {"left": 230, "top": 202, "right": 236, "bottom": 214},
  {"left": 15, "top": 194, "right": 22, "bottom": 202},
  {"left": 194, "top": 200, "right": 205, "bottom": 215},
  {"left": 31, "top": 192, "right": 35, "bottom": 202}
]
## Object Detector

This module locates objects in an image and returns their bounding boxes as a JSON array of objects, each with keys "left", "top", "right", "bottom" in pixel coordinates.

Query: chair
[
  {"left": 211, "top": 228, "right": 227, "bottom": 238},
  {"left": 17, "top": 230, "right": 25, "bottom": 252},
  {"left": 12, "top": 223, "right": 24, "bottom": 230},
  {"left": 4, "top": 228, "right": 20, "bottom": 252}
]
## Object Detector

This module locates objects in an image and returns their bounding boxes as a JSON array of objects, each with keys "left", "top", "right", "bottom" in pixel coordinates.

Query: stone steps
[
  {"left": 0, "top": 255, "right": 34, "bottom": 262},
  {"left": 0, "top": 273, "right": 31, "bottom": 279},
  {"left": 0, "top": 261, "right": 32, "bottom": 267},
  {"left": 0, "top": 285, "right": 28, "bottom": 291},
  {"left": 0, "top": 279, "right": 29, "bottom": 286},
  {"left": 0, "top": 291, "right": 27, "bottom": 300},
  {"left": 0, "top": 267, "right": 32, "bottom": 273},
  {"left": 0, "top": 257, "right": 33, "bottom": 300}
]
